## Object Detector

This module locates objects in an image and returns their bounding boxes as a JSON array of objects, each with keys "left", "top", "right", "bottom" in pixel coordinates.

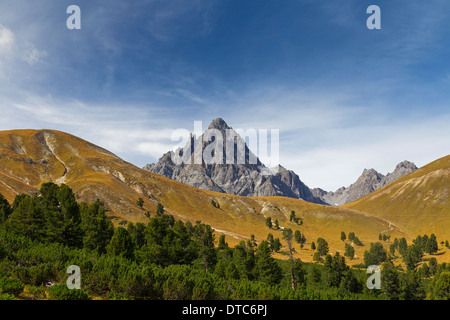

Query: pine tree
[
  {"left": 265, "top": 217, "right": 272, "bottom": 229},
  {"left": 254, "top": 241, "right": 282, "bottom": 285},
  {"left": 282, "top": 228, "right": 294, "bottom": 289},
  {"left": 272, "top": 238, "right": 281, "bottom": 252},
  {"left": 267, "top": 233, "right": 274, "bottom": 251},
  {"left": 0, "top": 193, "right": 12, "bottom": 223},
  {"left": 425, "top": 234, "right": 438, "bottom": 255},
  {"left": 399, "top": 237, "right": 408, "bottom": 257},
  {"left": 274, "top": 219, "right": 279, "bottom": 230},
  {"left": 7, "top": 195, "right": 45, "bottom": 241},
  {"left": 431, "top": 272, "right": 450, "bottom": 300},
  {"left": 193, "top": 222, "right": 216, "bottom": 272},
  {"left": 316, "top": 237, "right": 329, "bottom": 256},
  {"left": 80, "top": 200, "right": 114, "bottom": 255},
  {"left": 106, "top": 227, "right": 135, "bottom": 260},
  {"left": 341, "top": 231, "right": 346, "bottom": 242},
  {"left": 156, "top": 203, "right": 165, "bottom": 216},
  {"left": 218, "top": 234, "right": 228, "bottom": 250},
  {"left": 294, "top": 230, "right": 302, "bottom": 243},
  {"left": 381, "top": 261, "right": 400, "bottom": 300},
  {"left": 136, "top": 197, "right": 144, "bottom": 209},
  {"left": 348, "top": 232, "right": 355, "bottom": 242},
  {"left": 344, "top": 243, "right": 355, "bottom": 259}
]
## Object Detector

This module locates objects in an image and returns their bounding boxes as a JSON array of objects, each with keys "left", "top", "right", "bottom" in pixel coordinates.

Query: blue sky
[{"left": 0, "top": 0, "right": 449, "bottom": 190}]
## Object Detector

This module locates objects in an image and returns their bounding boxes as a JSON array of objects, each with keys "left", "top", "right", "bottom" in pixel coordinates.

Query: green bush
[
  {"left": 47, "top": 283, "right": 90, "bottom": 300},
  {"left": 0, "top": 276, "right": 24, "bottom": 296},
  {"left": 0, "top": 293, "right": 16, "bottom": 300}
]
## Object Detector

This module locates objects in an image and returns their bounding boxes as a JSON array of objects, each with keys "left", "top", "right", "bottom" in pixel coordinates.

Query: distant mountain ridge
[
  {"left": 312, "top": 161, "right": 418, "bottom": 206},
  {"left": 0, "top": 128, "right": 407, "bottom": 257},
  {"left": 144, "top": 118, "right": 326, "bottom": 204},
  {"left": 143, "top": 118, "right": 417, "bottom": 206},
  {"left": 0, "top": 128, "right": 447, "bottom": 255},
  {"left": 144, "top": 118, "right": 417, "bottom": 206}
]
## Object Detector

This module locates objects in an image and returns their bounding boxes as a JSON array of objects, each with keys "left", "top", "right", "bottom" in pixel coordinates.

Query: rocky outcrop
[
  {"left": 144, "top": 118, "right": 326, "bottom": 204},
  {"left": 311, "top": 161, "right": 418, "bottom": 205},
  {"left": 144, "top": 118, "right": 417, "bottom": 206}
]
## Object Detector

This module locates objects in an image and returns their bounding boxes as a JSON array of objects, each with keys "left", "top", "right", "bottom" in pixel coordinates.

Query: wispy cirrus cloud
[{"left": 0, "top": 0, "right": 449, "bottom": 191}]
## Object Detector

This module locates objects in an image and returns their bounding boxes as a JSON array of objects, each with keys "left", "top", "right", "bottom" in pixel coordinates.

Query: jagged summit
[
  {"left": 144, "top": 119, "right": 419, "bottom": 206},
  {"left": 311, "top": 161, "right": 418, "bottom": 206},
  {"left": 208, "top": 118, "right": 231, "bottom": 131},
  {"left": 144, "top": 118, "right": 325, "bottom": 204}
]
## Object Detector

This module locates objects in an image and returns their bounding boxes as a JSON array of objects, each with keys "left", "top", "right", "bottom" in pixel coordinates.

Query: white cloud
[
  {"left": 0, "top": 93, "right": 178, "bottom": 166},
  {"left": 281, "top": 115, "right": 450, "bottom": 191},
  {"left": 0, "top": 25, "right": 14, "bottom": 54},
  {"left": 23, "top": 48, "right": 47, "bottom": 65}
]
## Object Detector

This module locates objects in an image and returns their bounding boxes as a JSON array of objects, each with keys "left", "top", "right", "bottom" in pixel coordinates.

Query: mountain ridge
[
  {"left": 344, "top": 154, "right": 450, "bottom": 239},
  {"left": 145, "top": 118, "right": 417, "bottom": 206},
  {"left": 0, "top": 128, "right": 413, "bottom": 263},
  {"left": 312, "top": 160, "right": 418, "bottom": 206},
  {"left": 144, "top": 118, "right": 326, "bottom": 204}
]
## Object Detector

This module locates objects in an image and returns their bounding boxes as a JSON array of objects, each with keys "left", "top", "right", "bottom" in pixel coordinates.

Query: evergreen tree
[
  {"left": 0, "top": 193, "right": 12, "bottom": 223},
  {"left": 401, "top": 271, "right": 425, "bottom": 300},
  {"left": 289, "top": 210, "right": 296, "bottom": 222},
  {"left": 254, "top": 241, "right": 282, "bottom": 285},
  {"left": 136, "top": 197, "right": 144, "bottom": 209},
  {"left": 316, "top": 237, "right": 329, "bottom": 256},
  {"left": 106, "top": 227, "right": 135, "bottom": 260},
  {"left": 381, "top": 261, "right": 400, "bottom": 300},
  {"left": 425, "top": 234, "right": 439, "bottom": 255},
  {"left": 265, "top": 217, "right": 272, "bottom": 229},
  {"left": 156, "top": 203, "right": 165, "bottom": 216},
  {"left": 218, "top": 234, "right": 228, "bottom": 250},
  {"left": 431, "top": 271, "right": 450, "bottom": 300},
  {"left": 389, "top": 243, "right": 396, "bottom": 256},
  {"left": 274, "top": 219, "right": 279, "bottom": 230},
  {"left": 363, "top": 242, "right": 387, "bottom": 267},
  {"left": 193, "top": 222, "right": 216, "bottom": 272},
  {"left": 267, "top": 233, "right": 274, "bottom": 251},
  {"left": 344, "top": 243, "right": 355, "bottom": 260},
  {"left": 348, "top": 232, "right": 355, "bottom": 242},
  {"left": 405, "top": 244, "right": 423, "bottom": 271},
  {"left": 294, "top": 230, "right": 302, "bottom": 244},
  {"left": 311, "top": 241, "right": 316, "bottom": 251},
  {"left": 341, "top": 231, "right": 346, "bottom": 242},
  {"left": 53, "top": 183, "right": 83, "bottom": 247},
  {"left": 323, "top": 252, "right": 348, "bottom": 287},
  {"left": 282, "top": 228, "right": 296, "bottom": 290},
  {"left": 127, "top": 222, "right": 147, "bottom": 248},
  {"left": 429, "top": 257, "right": 438, "bottom": 275},
  {"left": 272, "top": 238, "right": 281, "bottom": 252},
  {"left": 6, "top": 195, "right": 45, "bottom": 241},
  {"left": 233, "top": 241, "right": 252, "bottom": 280},
  {"left": 80, "top": 200, "right": 114, "bottom": 255},
  {"left": 399, "top": 237, "right": 408, "bottom": 257}
]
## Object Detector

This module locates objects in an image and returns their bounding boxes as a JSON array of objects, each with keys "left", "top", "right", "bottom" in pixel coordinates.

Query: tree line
[{"left": 0, "top": 183, "right": 449, "bottom": 300}]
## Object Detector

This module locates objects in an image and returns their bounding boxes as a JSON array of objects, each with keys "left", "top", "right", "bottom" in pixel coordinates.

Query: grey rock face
[
  {"left": 143, "top": 118, "right": 326, "bottom": 204},
  {"left": 312, "top": 161, "right": 418, "bottom": 206}
]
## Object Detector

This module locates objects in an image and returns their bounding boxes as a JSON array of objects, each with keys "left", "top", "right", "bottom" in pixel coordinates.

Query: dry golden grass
[
  {"left": 345, "top": 155, "right": 450, "bottom": 241},
  {"left": 0, "top": 130, "right": 448, "bottom": 264}
]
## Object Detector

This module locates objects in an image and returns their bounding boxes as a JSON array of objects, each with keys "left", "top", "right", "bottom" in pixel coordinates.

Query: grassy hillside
[
  {"left": 345, "top": 155, "right": 450, "bottom": 241},
  {"left": 0, "top": 129, "right": 447, "bottom": 264}
]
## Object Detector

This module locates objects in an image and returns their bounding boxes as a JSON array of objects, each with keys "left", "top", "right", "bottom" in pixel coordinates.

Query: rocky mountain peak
[
  {"left": 208, "top": 118, "right": 231, "bottom": 131},
  {"left": 144, "top": 118, "right": 325, "bottom": 204},
  {"left": 394, "top": 160, "right": 418, "bottom": 172},
  {"left": 313, "top": 160, "right": 418, "bottom": 206}
]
